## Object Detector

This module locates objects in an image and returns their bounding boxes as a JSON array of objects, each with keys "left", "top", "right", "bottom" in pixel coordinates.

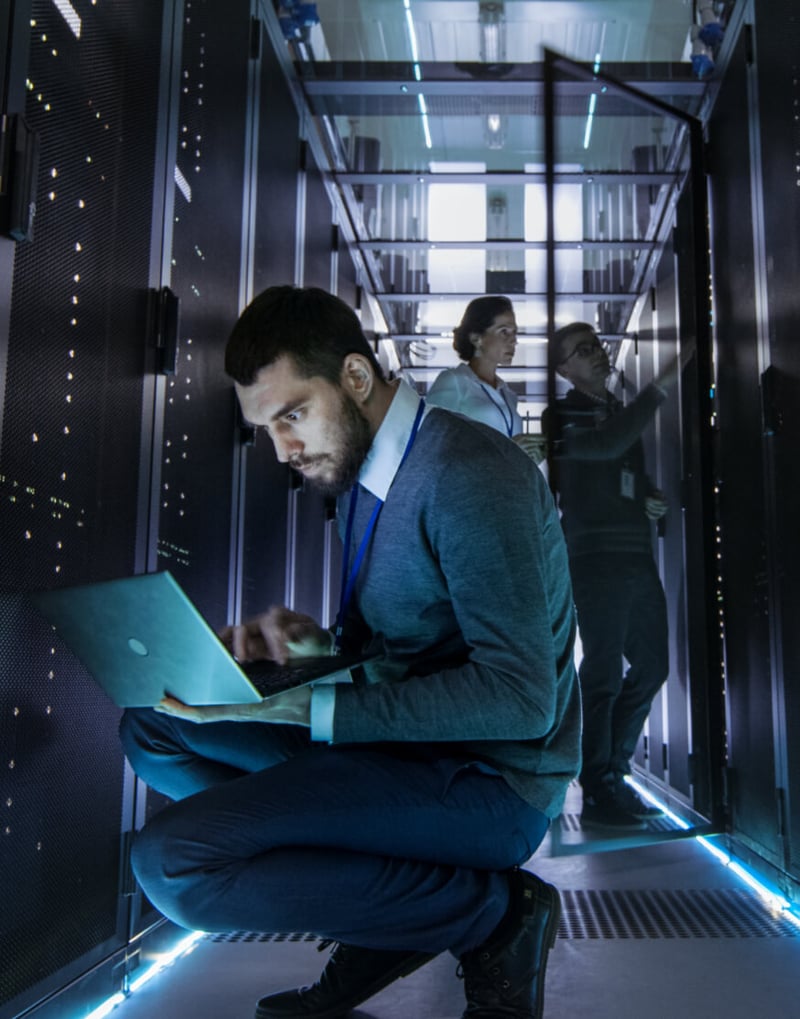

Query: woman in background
[{"left": 427, "top": 295, "right": 545, "bottom": 460}]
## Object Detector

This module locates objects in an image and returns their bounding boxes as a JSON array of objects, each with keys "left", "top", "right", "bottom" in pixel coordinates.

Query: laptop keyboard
[{"left": 241, "top": 655, "right": 352, "bottom": 698}]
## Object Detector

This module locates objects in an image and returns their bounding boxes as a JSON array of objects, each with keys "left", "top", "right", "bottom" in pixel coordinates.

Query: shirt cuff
[{"left": 310, "top": 684, "right": 337, "bottom": 742}]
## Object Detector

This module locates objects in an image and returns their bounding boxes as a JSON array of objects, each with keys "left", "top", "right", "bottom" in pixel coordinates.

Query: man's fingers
[
  {"left": 227, "top": 623, "right": 252, "bottom": 662},
  {"left": 219, "top": 607, "right": 327, "bottom": 666}
]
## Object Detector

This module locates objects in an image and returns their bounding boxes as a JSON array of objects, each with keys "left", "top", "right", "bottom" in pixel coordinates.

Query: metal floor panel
[{"left": 106, "top": 825, "right": 800, "bottom": 1019}]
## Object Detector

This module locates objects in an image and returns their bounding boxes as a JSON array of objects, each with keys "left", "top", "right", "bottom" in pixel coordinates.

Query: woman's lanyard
[
  {"left": 478, "top": 381, "right": 515, "bottom": 437},
  {"left": 333, "top": 398, "right": 425, "bottom": 650}
]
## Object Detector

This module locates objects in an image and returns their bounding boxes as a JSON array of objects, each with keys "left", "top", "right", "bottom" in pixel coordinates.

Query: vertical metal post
[
  {"left": 686, "top": 113, "right": 727, "bottom": 829},
  {"left": 543, "top": 49, "right": 557, "bottom": 493},
  {"left": 228, "top": 5, "right": 264, "bottom": 627},
  {"left": 134, "top": 0, "right": 185, "bottom": 578}
]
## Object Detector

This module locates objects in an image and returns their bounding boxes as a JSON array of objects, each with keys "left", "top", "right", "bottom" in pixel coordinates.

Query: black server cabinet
[
  {"left": 240, "top": 15, "right": 343, "bottom": 629},
  {"left": 0, "top": 2, "right": 168, "bottom": 1016},
  {"left": 239, "top": 19, "right": 301, "bottom": 623},
  {"left": 628, "top": 245, "right": 691, "bottom": 798},
  {"left": 752, "top": 0, "right": 800, "bottom": 893},
  {"left": 153, "top": 0, "right": 252, "bottom": 628},
  {"left": 707, "top": 0, "right": 800, "bottom": 893},
  {"left": 707, "top": 17, "right": 777, "bottom": 865},
  {"left": 290, "top": 160, "right": 336, "bottom": 624}
]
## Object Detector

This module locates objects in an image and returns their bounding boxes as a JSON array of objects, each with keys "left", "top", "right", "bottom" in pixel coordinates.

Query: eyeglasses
[{"left": 559, "top": 338, "right": 605, "bottom": 363}]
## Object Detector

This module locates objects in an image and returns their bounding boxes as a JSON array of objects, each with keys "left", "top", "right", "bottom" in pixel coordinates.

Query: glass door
[{"left": 542, "top": 49, "right": 724, "bottom": 853}]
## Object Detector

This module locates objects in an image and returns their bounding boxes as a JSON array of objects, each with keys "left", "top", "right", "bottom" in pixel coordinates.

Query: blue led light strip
[
  {"left": 625, "top": 776, "right": 800, "bottom": 931},
  {"left": 82, "top": 931, "right": 205, "bottom": 1019}
]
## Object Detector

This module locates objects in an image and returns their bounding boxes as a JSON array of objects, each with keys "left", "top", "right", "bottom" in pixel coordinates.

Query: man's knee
[{"left": 129, "top": 811, "right": 202, "bottom": 931}]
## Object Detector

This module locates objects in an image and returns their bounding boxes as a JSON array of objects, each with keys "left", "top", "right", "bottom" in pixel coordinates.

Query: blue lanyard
[
  {"left": 334, "top": 398, "right": 425, "bottom": 649},
  {"left": 478, "top": 382, "right": 515, "bottom": 437}
]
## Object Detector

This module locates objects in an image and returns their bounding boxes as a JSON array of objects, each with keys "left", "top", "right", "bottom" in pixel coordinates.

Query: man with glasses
[{"left": 543, "top": 322, "right": 683, "bottom": 830}]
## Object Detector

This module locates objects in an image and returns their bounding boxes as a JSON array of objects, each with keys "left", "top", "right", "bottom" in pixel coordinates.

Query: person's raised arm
[
  {"left": 652, "top": 338, "right": 696, "bottom": 393},
  {"left": 548, "top": 340, "right": 695, "bottom": 462}
]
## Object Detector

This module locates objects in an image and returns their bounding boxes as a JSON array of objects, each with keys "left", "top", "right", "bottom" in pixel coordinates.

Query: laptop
[{"left": 29, "top": 571, "right": 372, "bottom": 707}]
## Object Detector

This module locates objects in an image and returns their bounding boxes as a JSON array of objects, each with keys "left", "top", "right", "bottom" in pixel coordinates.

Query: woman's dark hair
[
  {"left": 225, "top": 285, "right": 385, "bottom": 386},
  {"left": 452, "top": 295, "right": 514, "bottom": 361}
]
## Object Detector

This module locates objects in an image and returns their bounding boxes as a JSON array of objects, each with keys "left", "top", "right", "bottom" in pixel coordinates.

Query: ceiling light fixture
[
  {"left": 582, "top": 52, "right": 602, "bottom": 150},
  {"left": 478, "top": 1, "right": 506, "bottom": 64},
  {"left": 485, "top": 113, "right": 506, "bottom": 150}
]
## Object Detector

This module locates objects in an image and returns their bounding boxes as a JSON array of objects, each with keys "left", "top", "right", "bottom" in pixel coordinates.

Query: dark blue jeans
[
  {"left": 119, "top": 709, "right": 549, "bottom": 956},
  {"left": 569, "top": 551, "right": 669, "bottom": 793}
]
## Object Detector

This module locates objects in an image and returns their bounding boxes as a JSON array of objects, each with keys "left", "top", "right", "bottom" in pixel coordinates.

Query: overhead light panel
[
  {"left": 479, "top": 1, "right": 506, "bottom": 64},
  {"left": 485, "top": 113, "right": 506, "bottom": 150},
  {"left": 583, "top": 52, "right": 602, "bottom": 150}
]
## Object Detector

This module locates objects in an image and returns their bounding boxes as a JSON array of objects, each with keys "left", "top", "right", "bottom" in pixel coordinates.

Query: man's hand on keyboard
[{"left": 219, "top": 605, "right": 333, "bottom": 665}]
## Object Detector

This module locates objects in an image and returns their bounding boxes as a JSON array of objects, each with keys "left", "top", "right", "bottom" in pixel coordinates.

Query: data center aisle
[{"left": 113, "top": 784, "right": 800, "bottom": 1019}]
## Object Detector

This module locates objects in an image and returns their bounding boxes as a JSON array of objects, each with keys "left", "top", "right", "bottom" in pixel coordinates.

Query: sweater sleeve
[
  {"left": 328, "top": 448, "right": 568, "bottom": 745},
  {"left": 545, "top": 384, "right": 666, "bottom": 461}
]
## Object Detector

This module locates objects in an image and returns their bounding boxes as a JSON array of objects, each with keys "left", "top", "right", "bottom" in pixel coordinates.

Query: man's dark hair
[
  {"left": 225, "top": 285, "right": 385, "bottom": 386},
  {"left": 550, "top": 321, "right": 596, "bottom": 364},
  {"left": 453, "top": 295, "right": 514, "bottom": 360}
]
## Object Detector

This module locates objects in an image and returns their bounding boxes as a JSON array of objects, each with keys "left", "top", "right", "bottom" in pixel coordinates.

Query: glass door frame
[{"left": 542, "top": 48, "right": 725, "bottom": 852}]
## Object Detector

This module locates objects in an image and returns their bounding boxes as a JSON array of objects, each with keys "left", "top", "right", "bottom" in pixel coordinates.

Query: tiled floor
[{"left": 105, "top": 783, "right": 800, "bottom": 1019}]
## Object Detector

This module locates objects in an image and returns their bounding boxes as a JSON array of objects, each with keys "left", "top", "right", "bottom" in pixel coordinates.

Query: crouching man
[{"left": 120, "top": 285, "right": 581, "bottom": 1019}]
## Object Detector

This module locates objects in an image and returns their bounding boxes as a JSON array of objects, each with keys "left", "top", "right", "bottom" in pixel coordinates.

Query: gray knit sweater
[{"left": 332, "top": 406, "right": 581, "bottom": 819}]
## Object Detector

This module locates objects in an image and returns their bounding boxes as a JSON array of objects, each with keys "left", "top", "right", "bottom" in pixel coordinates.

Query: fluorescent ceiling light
[
  {"left": 479, "top": 1, "right": 506, "bottom": 63},
  {"left": 403, "top": 1, "right": 431, "bottom": 149},
  {"left": 584, "top": 52, "right": 602, "bottom": 149}
]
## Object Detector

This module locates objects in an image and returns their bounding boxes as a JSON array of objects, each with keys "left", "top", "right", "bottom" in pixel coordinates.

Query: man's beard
[{"left": 292, "top": 391, "right": 373, "bottom": 498}]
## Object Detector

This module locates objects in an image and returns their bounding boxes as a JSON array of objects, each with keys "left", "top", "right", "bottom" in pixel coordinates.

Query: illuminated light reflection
[
  {"left": 625, "top": 776, "right": 800, "bottom": 930},
  {"left": 126, "top": 931, "right": 204, "bottom": 992},
  {"left": 82, "top": 932, "right": 204, "bottom": 1019},
  {"left": 583, "top": 52, "right": 602, "bottom": 149},
  {"left": 403, "top": 1, "right": 431, "bottom": 149},
  {"left": 582, "top": 93, "right": 597, "bottom": 149},
  {"left": 174, "top": 164, "right": 192, "bottom": 203},
  {"left": 52, "top": 0, "right": 82, "bottom": 39},
  {"left": 417, "top": 93, "right": 432, "bottom": 149},
  {"left": 83, "top": 992, "right": 125, "bottom": 1019}
]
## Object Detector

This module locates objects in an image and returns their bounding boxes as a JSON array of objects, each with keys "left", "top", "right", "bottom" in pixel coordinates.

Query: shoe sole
[{"left": 254, "top": 951, "right": 434, "bottom": 1019}]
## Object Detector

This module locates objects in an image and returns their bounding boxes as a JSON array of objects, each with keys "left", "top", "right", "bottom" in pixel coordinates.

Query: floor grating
[
  {"left": 558, "top": 888, "right": 799, "bottom": 938},
  {"left": 558, "top": 811, "right": 679, "bottom": 834},
  {"left": 205, "top": 887, "right": 800, "bottom": 945}
]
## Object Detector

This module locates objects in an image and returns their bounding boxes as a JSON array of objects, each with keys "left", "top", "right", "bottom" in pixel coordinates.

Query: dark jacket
[{"left": 543, "top": 383, "right": 666, "bottom": 559}]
